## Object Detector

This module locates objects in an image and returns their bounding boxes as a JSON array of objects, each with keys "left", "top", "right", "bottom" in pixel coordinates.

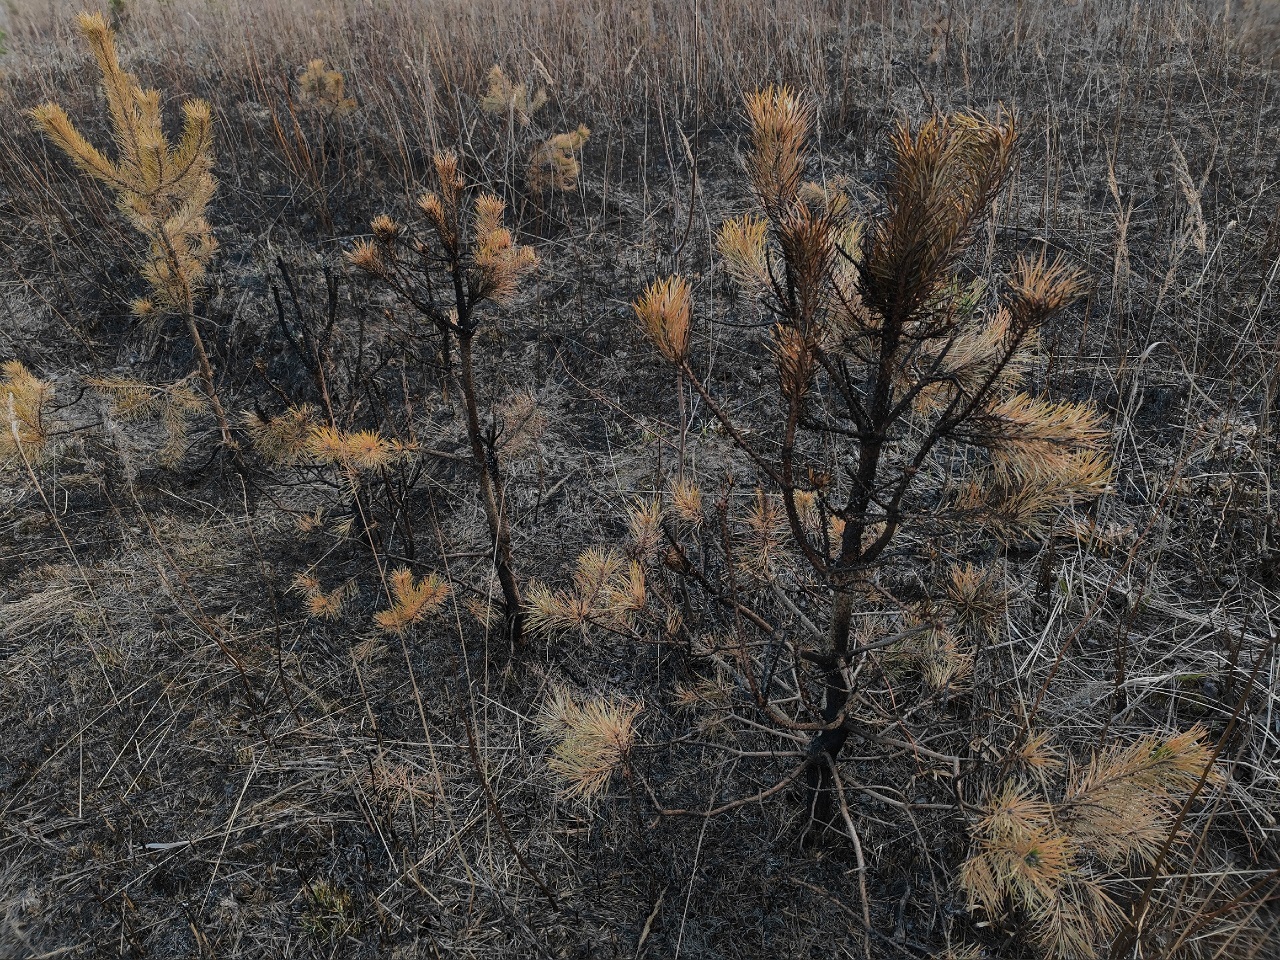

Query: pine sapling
[
  {"left": 479, "top": 65, "right": 547, "bottom": 126},
  {"left": 241, "top": 404, "right": 417, "bottom": 549},
  {"left": 960, "top": 727, "right": 1221, "bottom": 960},
  {"left": 254, "top": 58, "right": 358, "bottom": 233},
  {"left": 29, "top": 12, "right": 231, "bottom": 448},
  {"left": 536, "top": 687, "right": 643, "bottom": 800},
  {"left": 297, "top": 59, "right": 357, "bottom": 118},
  {"left": 479, "top": 65, "right": 589, "bottom": 195},
  {"left": 90, "top": 375, "right": 210, "bottom": 467},
  {"left": 348, "top": 150, "right": 537, "bottom": 647},
  {"left": 636, "top": 88, "right": 1111, "bottom": 826}
]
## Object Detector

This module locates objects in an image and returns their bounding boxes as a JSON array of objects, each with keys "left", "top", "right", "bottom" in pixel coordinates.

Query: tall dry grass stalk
[{"left": 1, "top": 0, "right": 1253, "bottom": 128}]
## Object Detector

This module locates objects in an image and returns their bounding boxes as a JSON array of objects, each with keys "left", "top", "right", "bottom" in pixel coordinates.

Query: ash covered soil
[{"left": 1, "top": 6, "right": 1279, "bottom": 958}]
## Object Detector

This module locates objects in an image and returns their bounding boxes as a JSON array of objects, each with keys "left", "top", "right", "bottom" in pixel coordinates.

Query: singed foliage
[{"left": 29, "top": 12, "right": 231, "bottom": 447}]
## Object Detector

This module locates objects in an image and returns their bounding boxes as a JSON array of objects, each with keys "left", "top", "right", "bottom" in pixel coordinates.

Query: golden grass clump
[{"left": 537, "top": 688, "right": 642, "bottom": 800}]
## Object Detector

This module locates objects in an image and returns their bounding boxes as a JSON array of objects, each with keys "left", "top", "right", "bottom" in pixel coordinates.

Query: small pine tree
[
  {"left": 635, "top": 88, "right": 1111, "bottom": 825},
  {"left": 478, "top": 65, "right": 589, "bottom": 195},
  {"left": 373, "top": 567, "right": 450, "bottom": 635},
  {"left": 296, "top": 59, "right": 357, "bottom": 118},
  {"left": 525, "top": 547, "right": 647, "bottom": 639},
  {"left": 479, "top": 65, "right": 547, "bottom": 126},
  {"left": 29, "top": 12, "right": 232, "bottom": 448},
  {"left": 290, "top": 571, "right": 357, "bottom": 621},
  {"left": 91, "top": 375, "right": 208, "bottom": 467},
  {"left": 348, "top": 150, "right": 537, "bottom": 646},
  {"left": 528, "top": 124, "right": 591, "bottom": 192},
  {"left": 960, "top": 727, "right": 1220, "bottom": 960},
  {"left": 536, "top": 687, "right": 643, "bottom": 800},
  {"left": 241, "top": 404, "right": 417, "bottom": 546}
]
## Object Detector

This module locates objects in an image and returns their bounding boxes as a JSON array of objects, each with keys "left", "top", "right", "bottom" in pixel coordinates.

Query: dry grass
[{"left": 1, "top": 1, "right": 1279, "bottom": 958}]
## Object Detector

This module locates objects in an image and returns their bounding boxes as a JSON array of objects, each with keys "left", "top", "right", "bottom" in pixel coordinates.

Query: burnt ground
[{"left": 2, "top": 3, "right": 1280, "bottom": 958}]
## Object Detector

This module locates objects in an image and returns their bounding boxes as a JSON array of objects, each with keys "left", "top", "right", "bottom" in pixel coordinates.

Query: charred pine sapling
[
  {"left": 636, "top": 88, "right": 1111, "bottom": 826},
  {"left": 348, "top": 151, "right": 537, "bottom": 647}
]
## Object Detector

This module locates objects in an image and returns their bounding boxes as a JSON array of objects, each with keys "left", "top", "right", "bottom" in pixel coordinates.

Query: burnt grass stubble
[{"left": 2, "top": 14, "right": 1279, "bottom": 960}]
